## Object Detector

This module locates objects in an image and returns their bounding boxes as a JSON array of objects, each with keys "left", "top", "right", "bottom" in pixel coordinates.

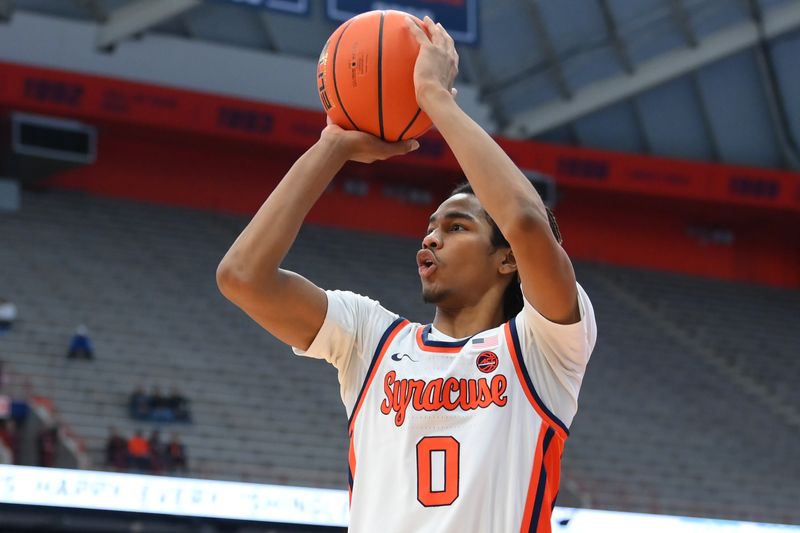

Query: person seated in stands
[
  {"left": 37, "top": 425, "right": 58, "bottom": 467},
  {"left": 166, "top": 386, "right": 191, "bottom": 422},
  {"left": 127, "top": 429, "right": 150, "bottom": 473},
  {"left": 149, "top": 386, "right": 174, "bottom": 423},
  {"left": 165, "top": 433, "right": 188, "bottom": 476},
  {"left": 128, "top": 385, "right": 150, "bottom": 420},
  {"left": 0, "top": 298, "right": 17, "bottom": 336},
  {"left": 148, "top": 429, "right": 164, "bottom": 474},
  {"left": 0, "top": 419, "right": 18, "bottom": 464},
  {"left": 66, "top": 324, "right": 94, "bottom": 360},
  {"left": 104, "top": 427, "right": 128, "bottom": 471}
]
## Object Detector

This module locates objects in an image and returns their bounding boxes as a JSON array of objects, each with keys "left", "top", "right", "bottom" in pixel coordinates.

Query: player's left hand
[
  {"left": 321, "top": 116, "right": 419, "bottom": 164},
  {"left": 405, "top": 16, "right": 459, "bottom": 110}
]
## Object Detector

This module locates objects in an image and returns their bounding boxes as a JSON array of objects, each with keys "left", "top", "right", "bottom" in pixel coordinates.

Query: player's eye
[{"left": 450, "top": 223, "right": 465, "bottom": 231}]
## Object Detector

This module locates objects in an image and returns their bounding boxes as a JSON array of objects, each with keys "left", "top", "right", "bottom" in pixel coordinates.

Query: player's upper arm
[
  {"left": 505, "top": 212, "right": 579, "bottom": 325},
  {"left": 216, "top": 266, "right": 327, "bottom": 351}
]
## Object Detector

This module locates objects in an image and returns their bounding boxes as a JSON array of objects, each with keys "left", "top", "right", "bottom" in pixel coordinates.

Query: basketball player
[{"left": 217, "top": 16, "right": 597, "bottom": 533}]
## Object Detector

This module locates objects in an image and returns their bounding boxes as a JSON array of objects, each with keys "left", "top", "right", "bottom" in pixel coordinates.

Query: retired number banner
[
  {"left": 326, "top": 0, "right": 479, "bottom": 44},
  {"left": 213, "top": 0, "right": 310, "bottom": 16}
]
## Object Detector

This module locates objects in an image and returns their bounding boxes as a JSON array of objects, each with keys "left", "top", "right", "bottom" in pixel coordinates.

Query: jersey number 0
[{"left": 416, "top": 436, "right": 460, "bottom": 507}]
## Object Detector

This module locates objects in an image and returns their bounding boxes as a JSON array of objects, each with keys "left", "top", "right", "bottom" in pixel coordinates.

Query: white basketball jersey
[{"left": 346, "top": 319, "right": 568, "bottom": 533}]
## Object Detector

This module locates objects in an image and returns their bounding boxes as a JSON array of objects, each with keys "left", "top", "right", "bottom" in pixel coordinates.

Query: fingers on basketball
[{"left": 405, "top": 16, "right": 429, "bottom": 45}]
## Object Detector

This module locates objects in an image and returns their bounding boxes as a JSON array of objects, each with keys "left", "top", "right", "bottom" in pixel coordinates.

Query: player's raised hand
[
  {"left": 320, "top": 116, "right": 419, "bottom": 164},
  {"left": 405, "top": 15, "right": 459, "bottom": 110}
]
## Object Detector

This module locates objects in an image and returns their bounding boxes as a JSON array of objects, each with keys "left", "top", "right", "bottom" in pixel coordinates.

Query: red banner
[{"left": 1, "top": 60, "right": 798, "bottom": 212}]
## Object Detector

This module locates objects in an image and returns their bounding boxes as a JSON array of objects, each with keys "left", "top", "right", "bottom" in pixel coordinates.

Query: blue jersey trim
[
  {"left": 529, "top": 427, "right": 555, "bottom": 532},
  {"left": 508, "top": 318, "right": 570, "bottom": 436},
  {"left": 347, "top": 317, "right": 407, "bottom": 428},
  {"left": 420, "top": 324, "right": 474, "bottom": 348}
]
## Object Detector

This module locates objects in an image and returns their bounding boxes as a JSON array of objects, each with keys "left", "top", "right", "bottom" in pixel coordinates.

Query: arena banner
[
  {"left": 0, "top": 465, "right": 349, "bottom": 526},
  {"left": 326, "top": 0, "right": 480, "bottom": 44},
  {"left": 1, "top": 466, "right": 798, "bottom": 531},
  {"left": 212, "top": 0, "right": 310, "bottom": 16},
  {"left": 1, "top": 60, "right": 798, "bottom": 212}
]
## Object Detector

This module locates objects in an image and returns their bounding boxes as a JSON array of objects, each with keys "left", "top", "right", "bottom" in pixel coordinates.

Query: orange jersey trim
[
  {"left": 521, "top": 422, "right": 563, "bottom": 532},
  {"left": 347, "top": 318, "right": 409, "bottom": 508},
  {"left": 348, "top": 430, "right": 356, "bottom": 505},
  {"left": 520, "top": 420, "right": 548, "bottom": 532},
  {"left": 504, "top": 321, "right": 569, "bottom": 440},
  {"left": 414, "top": 325, "right": 463, "bottom": 353},
  {"left": 348, "top": 318, "right": 409, "bottom": 434}
]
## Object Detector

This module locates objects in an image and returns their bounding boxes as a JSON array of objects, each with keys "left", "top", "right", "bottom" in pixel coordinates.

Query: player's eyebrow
[{"left": 428, "top": 211, "right": 478, "bottom": 224}]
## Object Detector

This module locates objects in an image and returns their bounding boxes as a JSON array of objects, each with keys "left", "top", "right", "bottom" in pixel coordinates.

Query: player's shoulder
[
  {"left": 514, "top": 280, "right": 597, "bottom": 361},
  {"left": 326, "top": 288, "right": 390, "bottom": 311},
  {"left": 516, "top": 281, "right": 595, "bottom": 328},
  {"left": 325, "top": 289, "right": 401, "bottom": 325}
]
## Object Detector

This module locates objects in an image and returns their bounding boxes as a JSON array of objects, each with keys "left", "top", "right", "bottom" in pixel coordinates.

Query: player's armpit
[{"left": 217, "top": 267, "right": 327, "bottom": 351}]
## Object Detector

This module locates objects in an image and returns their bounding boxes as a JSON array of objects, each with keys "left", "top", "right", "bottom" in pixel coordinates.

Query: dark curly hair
[{"left": 449, "top": 181, "right": 562, "bottom": 321}]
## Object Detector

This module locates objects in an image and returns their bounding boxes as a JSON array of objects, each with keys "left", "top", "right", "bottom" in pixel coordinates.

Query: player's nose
[{"left": 422, "top": 231, "right": 441, "bottom": 249}]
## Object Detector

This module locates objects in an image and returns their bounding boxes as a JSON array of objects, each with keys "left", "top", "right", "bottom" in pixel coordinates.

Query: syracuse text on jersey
[{"left": 379, "top": 370, "right": 509, "bottom": 426}]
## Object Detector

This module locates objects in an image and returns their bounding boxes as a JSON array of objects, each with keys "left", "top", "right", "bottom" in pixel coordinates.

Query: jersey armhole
[
  {"left": 347, "top": 317, "right": 409, "bottom": 433},
  {"left": 504, "top": 319, "right": 570, "bottom": 439}
]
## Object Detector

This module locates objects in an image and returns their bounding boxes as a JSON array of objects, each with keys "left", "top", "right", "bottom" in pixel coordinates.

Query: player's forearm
[
  {"left": 218, "top": 137, "right": 347, "bottom": 286},
  {"left": 420, "top": 86, "right": 550, "bottom": 232}
]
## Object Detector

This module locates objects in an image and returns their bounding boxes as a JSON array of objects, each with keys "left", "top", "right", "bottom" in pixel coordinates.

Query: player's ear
[{"left": 498, "top": 249, "right": 517, "bottom": 276}]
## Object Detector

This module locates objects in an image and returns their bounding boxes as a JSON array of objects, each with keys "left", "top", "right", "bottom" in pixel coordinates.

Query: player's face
[{"left": 418, "top": 194, "right": 508, "bottom": 306}]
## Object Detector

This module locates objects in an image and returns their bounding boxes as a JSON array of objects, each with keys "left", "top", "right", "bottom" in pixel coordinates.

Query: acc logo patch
[{"left": 476, "top": 351, "right": 499, "bottom": 373}]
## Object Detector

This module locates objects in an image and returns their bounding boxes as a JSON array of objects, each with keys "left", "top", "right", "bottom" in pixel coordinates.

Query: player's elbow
[
  {"left": 216, "top": 260, "right": 251, "bottom": 301},
  {"left": 217, "top": 254, "right": 284, "bottom": 307},
  {"left": 216, "top": 261, "right": 235, "bottom": 298},
  {"left": 503, "top": 208, "right": 552, "bottom": 243}
]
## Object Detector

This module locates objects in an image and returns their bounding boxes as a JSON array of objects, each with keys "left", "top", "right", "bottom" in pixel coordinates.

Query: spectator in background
[
  {"left": 105, "top": 427, "right": 128, "bottom": 471},
  {"left": 148, "top": 429, "right": 164, "bottom": 474},
  {"left": 0, "top": 298, "right": 16, "bottom": 335},
  {"left": 167, "top": 386, "right": 191, "bottom": 422},
  {"left": 127, "top": 429, "right": 150, "bottom": 473},
  {"left": 66, "top": 325, "right": 94, "bottom": 360},
  {"left": 127, "top": 385, "right": 193, "bottom": 424},
  {"left": 149, "top": 386, "right": 173, "bottom": 423},
  {"left": 0, "top": 419, "right": 18, "bottom": 464},
  {"left": 37, "top": 425, "right": 58, "bottom": 467},
  {"left": 128, "top": 386, "right": 149, "bottom": 420},
  {"left": 165, "top": 433, "right": 188, "bottom": 476}
]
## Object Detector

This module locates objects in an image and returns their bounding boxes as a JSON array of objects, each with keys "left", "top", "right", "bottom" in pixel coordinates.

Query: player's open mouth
[
  {"left": 418, "top": 261, "right": 437, "bottom": 278},
  {"left": 416, "top": 250, "right": 438, "bottom": 279}
]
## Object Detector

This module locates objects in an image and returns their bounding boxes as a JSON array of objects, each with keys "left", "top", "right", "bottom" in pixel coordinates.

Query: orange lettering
[
  {"left": 381, "top": 372, "right": 508, "bottom": 427},
  {"left": 380, "top": 370, "right": 396, "bottom": 416},
  {"left": 492, "top": 375, "right": 508, "bottom": 407},
  {"left": 410, "top": 379, "right": 426, "bottom": 411},
  {"left": 478, "top": 378, "right": 493, "bottom": 408},
  {"left": 442, "top": 378, "right": 459, "bottom": 410}
]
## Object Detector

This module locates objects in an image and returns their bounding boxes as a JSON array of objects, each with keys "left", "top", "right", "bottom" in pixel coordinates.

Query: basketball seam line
[
  {"left": 333, "top": 20, "right": 360, "bottom": 132},
  {"left": 397, "top": 19, "right": 427, "bottom": 141},
  {"left": 377, "top": 11, "right": 385, "bottom": 141},
  {"left": 398, "top": 107, "right": 423, "bottom": 141}
]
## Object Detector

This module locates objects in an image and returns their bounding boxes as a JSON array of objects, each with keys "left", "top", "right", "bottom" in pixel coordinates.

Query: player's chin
[{"left": 421, "top": 284, "right": 447, "bottom": 304}]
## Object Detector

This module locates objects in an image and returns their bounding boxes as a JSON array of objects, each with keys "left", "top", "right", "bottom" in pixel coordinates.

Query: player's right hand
[
  {"left": 406, "top": 16, "right": 459, "bottom": 112},
  {"left": 320, "top": 116, "right": 420, "bottom": 164}
]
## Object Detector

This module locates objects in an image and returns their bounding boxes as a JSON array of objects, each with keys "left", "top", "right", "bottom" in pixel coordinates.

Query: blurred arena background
[{"left": 0, "top": 0, "right": 799, "bottom": 531}]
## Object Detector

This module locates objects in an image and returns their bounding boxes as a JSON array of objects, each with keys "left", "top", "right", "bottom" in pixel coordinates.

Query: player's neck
[{"left": 431, "top": 302, "right": 505, "bottom": 339}]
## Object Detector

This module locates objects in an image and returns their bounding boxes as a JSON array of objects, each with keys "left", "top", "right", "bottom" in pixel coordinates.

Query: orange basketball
[{"left": 317, "top": 10, "right": 432, "bottom": 141}]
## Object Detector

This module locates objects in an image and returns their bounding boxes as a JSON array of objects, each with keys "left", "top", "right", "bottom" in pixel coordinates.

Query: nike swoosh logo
[{"left": 390, "top": 353, "right": 418, "bottom": 362}]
